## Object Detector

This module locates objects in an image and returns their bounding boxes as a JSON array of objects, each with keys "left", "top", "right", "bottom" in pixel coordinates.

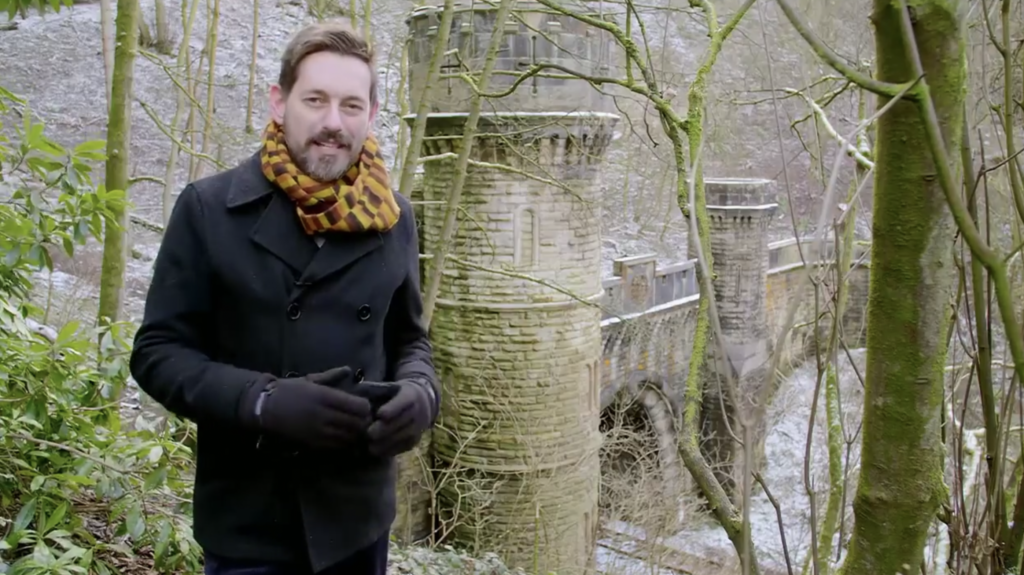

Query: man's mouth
[{"left": 312, "top": 139, "right": 347, "bottom": 150}]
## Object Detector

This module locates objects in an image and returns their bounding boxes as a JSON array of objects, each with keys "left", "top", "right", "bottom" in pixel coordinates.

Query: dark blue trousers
[{"left": 203, "top": 533, "right": 389, "bottom": 575}]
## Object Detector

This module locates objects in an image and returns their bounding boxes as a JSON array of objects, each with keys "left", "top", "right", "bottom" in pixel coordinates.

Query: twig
[
  {"left": 774, "top": 0, "right": 911, "bottom": 98},
  {"left": 7, "top": 432, "right": 129, "bottom": 474},
  {"left": 754, "top": 471, "right": 794, "bottom": 575},
  {"left": 446, "top": 256, "right": 602, "bottom": 311}
]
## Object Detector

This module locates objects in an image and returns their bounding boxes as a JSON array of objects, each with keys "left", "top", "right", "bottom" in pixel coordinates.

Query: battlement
[
  {"left": 704, "top": 177, "right": 775, "bottom": 206},
  {"left": 407, "top": 111, "right": 618, "bottom": 182},
  {"left": 405, "top": 1, "right": 618, "bottom": 115}
]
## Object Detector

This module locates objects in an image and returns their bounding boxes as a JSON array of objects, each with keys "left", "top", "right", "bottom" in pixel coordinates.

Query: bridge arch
[{"left": 599, "top": 380, "right": 686, "bottom": 532}]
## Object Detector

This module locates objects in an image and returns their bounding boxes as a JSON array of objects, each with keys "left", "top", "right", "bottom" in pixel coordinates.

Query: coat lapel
[
  {"left": 250, "top": 192, "right": 318, "bottom": 274},
  {"left": 296, "top": 230, "right": 384, "bottom": 286},
  {"left": 227, "top": 153, "right": 317, "bottom": 274}
]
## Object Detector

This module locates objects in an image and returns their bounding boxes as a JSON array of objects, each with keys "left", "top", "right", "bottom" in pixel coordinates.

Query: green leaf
[
  {"left": 55, "top": 546, "right": 85, "bottom": 564},
  {"left": 55, "top": 320, "right": 79, "bottom": 346},
  {"left": 40, "top": 245, "right": 52, "bottom": 272},
  {"left": 29, "top": 475, "right": 45, "bottom": 492},
  {"left": 143, "top": 466, "right": 167, "bottom": 491},
  {"left": 125, "top": 504, "right": 145, "bottom": 540},
  {"left": 26, "top": 156, "right": 62, "bottom": 176},
  {"left": 26, "top": 243, "right": 41, "bottom": 268},
  {"left": 4, "top": 245, "right": 21, "bottom": 267},
  {"left": 42, "top": 502, "right": 66, "bottom": 534},
  {"left": 72, "top": 140, "right": 106, "bottom": 155},
  {"left": 0, "top": 84, "right": 25, "bottom": 105},
  {"left": 32, "top": 539, "right": 55, "bottom": 567},
  {"left": 61, "top": 235, "right": 74, "bottom": 258},
  {"left": 13, "top": 498, "right": 37, "bottom": 532}
]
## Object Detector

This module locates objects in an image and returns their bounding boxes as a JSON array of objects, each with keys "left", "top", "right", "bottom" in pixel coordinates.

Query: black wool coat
[{"left": 129, "top": 152, "right": 439, "bottom": 572}]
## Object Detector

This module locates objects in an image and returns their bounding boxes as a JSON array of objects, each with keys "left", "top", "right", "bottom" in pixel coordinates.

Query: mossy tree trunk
[
  {"left": 96, "top": 0, "right": 140, "bottom": 327},
  {"left": 837, "top": 1, "right": 965, "bottom": 573}
]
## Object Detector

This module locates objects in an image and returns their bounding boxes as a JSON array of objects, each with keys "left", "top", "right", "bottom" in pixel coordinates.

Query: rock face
[{"left": 402, "top": 3, "right": 618, "bottom": 574}]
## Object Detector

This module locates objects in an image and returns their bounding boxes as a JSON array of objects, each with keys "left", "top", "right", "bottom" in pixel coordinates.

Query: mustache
[{"left": 306, "top": 129, "right": 352, "bottom": 148}]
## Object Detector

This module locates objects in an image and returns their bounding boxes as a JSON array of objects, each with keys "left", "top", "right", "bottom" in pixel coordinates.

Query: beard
[{"left": 284, "top": 124, "right": 360, "bottom": 182}]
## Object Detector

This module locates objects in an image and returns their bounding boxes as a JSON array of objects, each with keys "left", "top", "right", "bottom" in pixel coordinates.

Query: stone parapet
[{"left": 704, "top": 177, "right": 774, "bottom": 206}]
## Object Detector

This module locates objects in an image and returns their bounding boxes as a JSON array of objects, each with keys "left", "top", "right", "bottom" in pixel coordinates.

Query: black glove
[
  {"left": 242, "top": 367, "right": 373, "bottom": 449},
  {"left": 365, "top": 379, "right": 433, "bottom": 457}
]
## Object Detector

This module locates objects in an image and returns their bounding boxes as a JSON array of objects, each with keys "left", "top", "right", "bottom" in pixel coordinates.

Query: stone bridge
[
  {"left": 391, "top": 2, "right": 872, "bottom": 574},
  {"left": 595, "top": 209, "right": 870, "bottom": 508}
]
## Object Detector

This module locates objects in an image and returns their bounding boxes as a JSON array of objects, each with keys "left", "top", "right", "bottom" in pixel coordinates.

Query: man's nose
[{"left": 321, "top": 105, "right": 344, "bottom": 131}]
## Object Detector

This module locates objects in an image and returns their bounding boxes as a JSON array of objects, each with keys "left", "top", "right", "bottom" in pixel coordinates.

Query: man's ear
[
  {"left": 368, "top": 99, "right": 380, "bottom": 126},
  {"left": 269, "top": 84, "right": 287, "bottom": 124}
]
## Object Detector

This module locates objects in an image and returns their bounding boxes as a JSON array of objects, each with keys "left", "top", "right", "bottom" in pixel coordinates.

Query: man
[{"left": 129, "top": 20, "right": 438, "bottom": 575}]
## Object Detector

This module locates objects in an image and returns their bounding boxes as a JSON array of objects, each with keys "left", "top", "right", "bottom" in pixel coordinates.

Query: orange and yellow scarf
[{"left": 259, "top": 120, "right": 401, "bottom": 234}]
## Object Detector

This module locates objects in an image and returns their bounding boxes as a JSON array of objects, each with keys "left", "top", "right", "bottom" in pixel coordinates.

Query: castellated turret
[{"left": 404, "top": 2, "right": 618, "bottom": 573}]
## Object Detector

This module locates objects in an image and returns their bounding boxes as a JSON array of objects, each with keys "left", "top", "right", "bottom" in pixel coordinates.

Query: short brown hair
[{"left": 278, "top": 20, "right": 378, "bottom": 105}]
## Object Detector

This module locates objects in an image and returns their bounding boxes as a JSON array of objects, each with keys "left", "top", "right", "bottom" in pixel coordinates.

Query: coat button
[
  {"left": 354, "top": 368, "right": 365, "bottom": 382},
  {"left": 357, "top": 304, "right": 371, "bottom": 321},
  {"left": 287, "top": 303, "right": 301, "bottom": 320}
]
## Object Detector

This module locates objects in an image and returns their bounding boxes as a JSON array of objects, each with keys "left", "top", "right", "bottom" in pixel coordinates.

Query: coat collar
[
  {"left": 225, "top": 152, "right": 276, "bottom": 209},
  {"left": 225, "top": 151, "right": 386, "bottom": 286}
]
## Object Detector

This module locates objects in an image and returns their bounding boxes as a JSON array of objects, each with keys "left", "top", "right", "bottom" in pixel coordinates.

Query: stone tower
[
  {"left": 404, "top": 3, "right": 617, "bottom": 573},
  {"left": 699, "top": 178, "right": 778, "bottom": 499}
]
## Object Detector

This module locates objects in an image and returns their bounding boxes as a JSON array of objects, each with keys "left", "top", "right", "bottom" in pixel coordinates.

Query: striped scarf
[{"left": 259, "top": 120, "right": 401, "bottom": 234}]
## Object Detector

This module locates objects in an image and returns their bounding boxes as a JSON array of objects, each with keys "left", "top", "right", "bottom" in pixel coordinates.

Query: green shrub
[{"left": 0, "top": 86, "right": 201, "bottom": 575}]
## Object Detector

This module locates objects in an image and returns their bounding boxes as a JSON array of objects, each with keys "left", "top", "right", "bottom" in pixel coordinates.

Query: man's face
[{"left": 269, "top": 51, "right": 378, "bottom": 182}]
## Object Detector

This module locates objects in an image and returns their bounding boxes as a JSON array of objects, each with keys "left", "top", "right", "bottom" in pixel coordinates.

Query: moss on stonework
[{"left": 837, "top": 1, "right": 965, "bottom": 574}]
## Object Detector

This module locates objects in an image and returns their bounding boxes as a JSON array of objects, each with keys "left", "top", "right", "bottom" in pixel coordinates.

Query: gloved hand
[
  {"left": 243, "top": 367, "right": 373, "bottom": 449},
  {"left": 366, "top": 379, "right": 433, "bottom": 458}
]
